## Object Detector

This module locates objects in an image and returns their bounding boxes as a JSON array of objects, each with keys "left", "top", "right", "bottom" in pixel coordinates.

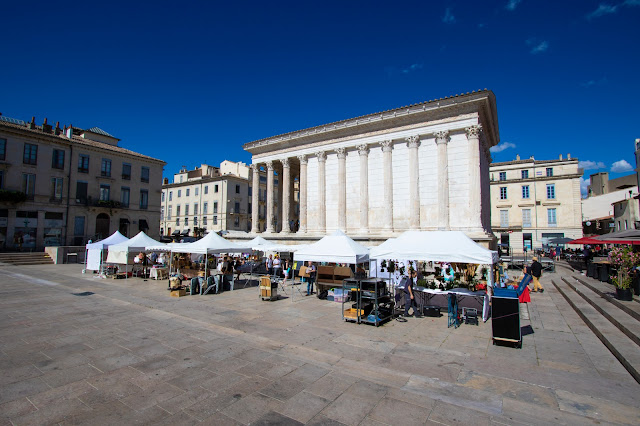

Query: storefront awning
[{"left": 181, "top": 229, "right": 190, "bottom": 236}]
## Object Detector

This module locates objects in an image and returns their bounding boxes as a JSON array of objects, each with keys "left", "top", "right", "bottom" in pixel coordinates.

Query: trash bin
[
  {"left": 633, "top": 274, "right": 640, "bottom": 296},
  {"left": 587, "top": 263, "right": 597, "bottom": 278},
  {"left": 598, "top": 265, "right": 609, "bottom": 282}
]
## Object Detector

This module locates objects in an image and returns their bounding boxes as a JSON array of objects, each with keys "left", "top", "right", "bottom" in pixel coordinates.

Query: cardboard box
[
  {"left": 170, "top": 289, "right": 186, "bottom": 298},
  {"left": 343, "top": 308, "right": 362, "bottom": 320}
]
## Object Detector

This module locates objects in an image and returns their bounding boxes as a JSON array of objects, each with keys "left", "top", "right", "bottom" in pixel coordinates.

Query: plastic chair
[{"left": 201, "top": 275, "right": 218, "bottom": 295}]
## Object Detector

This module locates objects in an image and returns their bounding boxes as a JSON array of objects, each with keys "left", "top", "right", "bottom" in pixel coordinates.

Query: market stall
[
  {"left": 84, "top": 230, "right": 129, "bottom": 273},
  {"left": 105, "top": 231, "right": 166, "bottom": 277}
]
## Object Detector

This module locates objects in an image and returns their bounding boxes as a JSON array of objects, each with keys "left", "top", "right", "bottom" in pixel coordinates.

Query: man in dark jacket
[{"left": 530, "top": 256, "right": 544, "bottom": 293}]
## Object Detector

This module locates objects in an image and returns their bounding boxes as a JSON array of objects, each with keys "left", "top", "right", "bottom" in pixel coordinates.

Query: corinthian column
[
  {"left": 317, "top": 151, "right": 327, "bottom": 234},
  {"left": 266, "top": 161, "right": 275, "bottom": 233},
  {"left": 466, "top": 125, "right": 483, "bottom": 230},
  {"left": 281, "top": 158, "right": 291, "bottom": 234},
  {"left": 406, "top": 135, "right": 421, "bottom": 229},
  {"left": 298, "top": 155, "right": 308, "bottom": 233},
  {"left": 336, "top": 147, "right": 347, "bottom": 231},
  {"left": 357, "top": 144, "right": 369, "bottom": 232},
  {"left": 434, "top": 131, "right": 450, "bottom": 230},
  {"left": 250, "top": 164, "right": 260, "bottom": 233},
  {"left": 381, "top": 140, "right": 394, "bottom": 231}
]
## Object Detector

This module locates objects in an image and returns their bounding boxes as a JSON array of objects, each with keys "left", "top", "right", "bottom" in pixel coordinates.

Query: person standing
[
  {"left": 404, "top": 269, "right": 418, "bottom": 317},
  {"left": 530, "top": 256, "right": 544, "bottom": 293},
  {"left": 273, "top": 255, "right": 282, "bottom": 277},
  {"left": 266, "top": 254, "right": 273, "bottom": 275},
  {"left": 306, "top": 261, "right": 316, "bottom": 296}
]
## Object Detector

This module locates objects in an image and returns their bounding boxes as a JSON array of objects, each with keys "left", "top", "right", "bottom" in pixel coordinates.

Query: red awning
[{"left": 568, "top": 237, "right": 603, "bottom": 245}]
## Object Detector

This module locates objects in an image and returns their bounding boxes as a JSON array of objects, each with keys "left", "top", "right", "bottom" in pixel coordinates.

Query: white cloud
[
  {"left": 587, "top": 3, "right": 619, "bottom": 19},
  {"left": 490, "top": 142, "right": 516, "bottom": 153},
  {"left": 442, "top": 8, "right": 456, "bottom": 24},
  {"left": 611, "top": 159, "right": 633, "bottom": 173},
  {"left": 580, "top": 177, "right": 590, "bottom": 198},
  {"left": 506, "top": 0, "right": 522, "bottom": 11},
  {"left": 579, "top": 160, "right": 606, "bottom": 170},
  {"left": 530, "top": 40, "right": 548, "bottom": 54},
  {"left": 401, "top": 63, "right": 423, "bottom": 74}
]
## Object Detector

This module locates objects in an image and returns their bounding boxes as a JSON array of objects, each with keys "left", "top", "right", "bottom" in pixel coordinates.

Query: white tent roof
[
  {"left": 178, "top": 231, "right": 252, "bottom": 254},
  {"left": 85, "top": 230, "right": 129, "bottom": 250},
  {"left": 293, "top": 230, "right": 369, "bottom": 264},
  {"left": 370, "top": 231, "right": 498, "bottom": 264},
  {"left": 107, "top": 231, "right": 165, "bottom": 254},
  {"left": 248, "top": 236, "right": 278, "bottom": 251}
]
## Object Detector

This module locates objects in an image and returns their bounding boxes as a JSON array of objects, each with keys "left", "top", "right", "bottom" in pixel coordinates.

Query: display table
[
  {"left": 395, "top": 285, "right": 489, "bottom": 322},
  {"left": 149, "top": 267, "right": 168, "bottom": 280}
]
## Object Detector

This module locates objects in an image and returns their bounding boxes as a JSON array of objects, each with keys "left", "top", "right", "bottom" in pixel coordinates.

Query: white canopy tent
[
  {"left": 248, "top": 236, "right": 279, "bottom": 251},
  {"left": 293, "top": 230, "right": 369, "bottom": 264},
  {"left": 84, "top": 230, "right": 129, "bottom": 271},
  {"left": 106, "top": 231, "right": 166, "bottom": 264}
]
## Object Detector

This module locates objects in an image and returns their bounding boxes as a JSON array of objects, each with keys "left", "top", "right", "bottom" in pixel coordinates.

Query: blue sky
[{"left": 2, "top": 0, "right": 638, "bottom": 195}]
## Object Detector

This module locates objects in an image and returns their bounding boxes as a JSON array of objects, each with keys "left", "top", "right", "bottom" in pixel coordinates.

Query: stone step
[
  {"left": 561, "top": 276, "right": 640, "bottom": 348},
  {"left": 0, "top": 252, "right": 54, "bottom": 265},
  {"left": 552, "top": 278, "right": 640, "bottom": 384}
]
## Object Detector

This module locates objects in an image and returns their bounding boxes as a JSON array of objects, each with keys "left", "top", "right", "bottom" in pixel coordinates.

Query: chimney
[
  {"left": 54, "top": 121, "right": 61, "bottom": 136},
  {"left": 516, "top": 154, "right": 520, "bottom": 160},
  {"left": 567, "top": 153, "right": 571, "bottom": 159},
  {"left": 559, "top": 154, "right": 563, "bottom": 160},
  {"left": 29, "top": 116, "right": 36, "bottom": 130},
  {"left": 42, "top": 118, "right": 52, "bottom": 133},
  {"left": 65, "top": 124, "right": 73, "bottom": 139}
]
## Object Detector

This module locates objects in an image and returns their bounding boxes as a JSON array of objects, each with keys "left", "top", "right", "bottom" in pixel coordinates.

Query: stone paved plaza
[{"left": 1, "top": 264, "right": 639, "bottom": 425}]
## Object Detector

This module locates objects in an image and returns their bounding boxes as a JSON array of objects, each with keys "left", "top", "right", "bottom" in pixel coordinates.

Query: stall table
[{"left": 149, "top": 267, "right": 169, "bottom": 280}]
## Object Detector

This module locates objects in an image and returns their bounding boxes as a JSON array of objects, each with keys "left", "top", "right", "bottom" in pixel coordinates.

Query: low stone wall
[{"left": 45, "top": 246, "right": 86, "bottom": 264}]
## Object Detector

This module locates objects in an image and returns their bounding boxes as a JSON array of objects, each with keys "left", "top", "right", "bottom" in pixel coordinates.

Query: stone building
[
  {"left": 161, "top": 161, "right": 271, "bottom": 237},
  {"left": 490, "top": 154, "right": 583, "bottom": 253},
  {"left": 0, "top": 115, "right": 165, "bottom": 250},
  {"left": 243, "top": 90, "right": 499, "bottom": 246}
]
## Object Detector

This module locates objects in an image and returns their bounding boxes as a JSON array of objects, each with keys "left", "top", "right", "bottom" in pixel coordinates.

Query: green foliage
[{"left": 0, "top": 189, "right": 27, "bottom": 203}]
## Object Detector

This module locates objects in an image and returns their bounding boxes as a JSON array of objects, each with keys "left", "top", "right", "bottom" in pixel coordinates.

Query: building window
[
  {"left": 234, "top": 216, "right": 240, "bottom": 227},
  {"left": 0, "top": 138, "right": 6, "bottom": 160},
  {"left": 176, "top": 205, "right": 181, "bottom": 216},
  {"left": 0, "top": 170, "right": 4, "bottom": 189},
  {"left": 522, "top": 185, "right": 530, "bottom": 199},
  {"left": 546, "top": 167, "right": 553, "bottom": 177},
  {"left": 203, "top": 202, "right": 208, "bottom": 214},
  {"left": 500, "top": 210, "right": 509, "bottom": 228},
  {"left": 194, "top": 216, "right": 198, "bottom": 226},
  {"left": 185, "top": 217, "right": 189, "bottom": 226},
  {"left": 521, "top": 170, "right": 529, "bottom": 179},
  {"left": 141, "top": 167, "right": 150, "bottom": 183},
  {"left": 167, "top": 205, "right": 172, "bottom": 220},
  {"left": 185, "top": 204, "right": 189, "bottom": 216},
  {"left": 194, "top": 203, "right": 198, "bottom": 214},
  {"left": 546, "top": 184, "right": 556, "bottom": 199},
  {"left": 213, "top": 216, "right": 218, "bottom": 225},
  {"left": 204, "top": 185, "right": 208, "bottom": 194},
  {"left": 195, "top": 187, "right": 199, "bottom": 196},
  {"left": 52, "top": 149, "right": 65, "bottom": 169},
  {"left": 23, "top": 143, "right": 38, "bottom": 165},
  {"left": 248, "top": 186, "right": 252, "bottom": 196},
  {"left": 22, "top": 173, "right": 36, "bottom": 199},
  {"left": 122, "top": 163, "right": 131, "bottom": 180},
  {"left": 214, "top": 184, "right": 219, "bottom": 193},
  {"left": 140, "top": 190, "right": 148, "bottom": 209},
  {"left": 625, "top": 219, "right": 628, "bottom": 230},
  {"left": 234, "top": 202, "right": 240, "bottom": 214},
  {"left": 522, "top": 209, "right": 531, "bottom": 228},
  {"left": 177, "top": 189, "right": 181, "bottom": 197},
  {"left": 547, "top": 208, "right": 557, "bottom": 227},
  {"left": 186, "top": 188, "right": 190, "bottom": 197},
  {"left": 213, "top": 202, "right": 218, "bottom": 214},
  {"left": 169, "top": 191, "right": 172, "bottom": 201},
  {"left": 203, "top": 216, "right": 207, "bottom": 225},
  {"left": 121, "top": 187, "right": 130, "bottom": 207},
  {"left": 100, "top": 184, "right": 110, "bottom": 201},
  {"left": 50, "top": 177, "right": 63, "bottom": 201},
  {"left": 500, "top": 187, "right": 507, "bottom": 200},
  {"left": 161, "top": 207, "right": 164, "bottom": 221},
  {"left": 161, "top": 192, "right": 165, "bottom": 202},
  {"left": 499, "top": 172, "right": 506, "bottom": 181},
  {"left": 176, "top": 218, "right": 180, "bottom": 226},
  {"left": 78, "top": 155, "right": 89, "bottom": 173},
  {"left": 76, "top": 181, "right": 88, "bottom": 203},
  {"left": 101, "top": 159, "right": 112, "bottom": 177},
  {"left": 236, "top": 184, "right": 240, "bottom": 194}
]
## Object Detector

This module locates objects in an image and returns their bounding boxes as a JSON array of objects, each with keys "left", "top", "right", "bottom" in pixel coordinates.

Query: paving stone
[
  {"left": 220, "top": 392, "right": 284, "bottom": 424},
  {"left": 320, "top": 393, "right": 377, "bottom": 426},
  {"left": 366, "top": 396, "right": 432, "bottom": 425},
  {"left": 275, "top": 391, "right": 332, "bottom": 423},
  {"left": 258, "top": 376, "right": 306, "bottom": 401}
]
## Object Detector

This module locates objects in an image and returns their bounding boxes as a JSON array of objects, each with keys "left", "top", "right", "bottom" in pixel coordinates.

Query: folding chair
[{"left": 201, "top": 275, "right": 219, "bottom": 295}]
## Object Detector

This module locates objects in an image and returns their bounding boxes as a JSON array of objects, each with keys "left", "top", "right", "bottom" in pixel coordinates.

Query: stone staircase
[
  {"left": 553, "top": 262, "right": 640, "bottom": 384},
  {"left": 0, "top": 252, "right": 55, "bottom": 266}
]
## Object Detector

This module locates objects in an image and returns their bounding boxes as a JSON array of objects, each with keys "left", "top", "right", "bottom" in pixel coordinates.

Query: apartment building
[
  {"left": 0, "top": 115, "right": 165, "bottom": 250},
  {"left": 490, "top": 154, "right": 583, "bottom": 254}
]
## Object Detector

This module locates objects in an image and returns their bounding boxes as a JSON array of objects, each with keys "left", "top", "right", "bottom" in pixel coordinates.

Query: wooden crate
[{"left": 343, "top": 308, "right": 362, "bottom": 320}]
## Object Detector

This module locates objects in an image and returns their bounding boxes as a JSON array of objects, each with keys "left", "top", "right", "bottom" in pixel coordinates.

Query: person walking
[{"left": 530, "top": 256, "right": 544, "bottom": 293}]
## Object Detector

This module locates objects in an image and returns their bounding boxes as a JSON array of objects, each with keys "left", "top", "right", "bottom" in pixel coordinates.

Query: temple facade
[{"left": 243, "top": 90, "right": 500, "bottom": 246}]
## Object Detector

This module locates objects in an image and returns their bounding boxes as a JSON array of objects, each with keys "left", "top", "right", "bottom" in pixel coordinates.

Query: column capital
[
  {"left": 434, "top": 130, "right": 450, "bottom": 144},
  {"left": 266, "top": 160, "right": 274, "bottom": 171},
  {"left": 465, "top": 124, "right": 483, "bottom": 139},
  {"left": 316, "top": 151, "right": 327, "bottom": 162},
  {"left": 406, "top": 135, "right": 420, "bottom": 148},
  {"left": 356, "top": 144, "right": 369, "bottom": 155},
  {"left": 335, "top": 147, "right": 346, "bottom": 159},
  {"left": 250, "top": 163, "right": 260, "bottom": 171},
  {"left": 380, "top": 140, "right": 393, "bottom": 152},
  {"left": 280, "top": 158, "right": 290, "bottom": 168},
  {"left": 297, "top": 154, "right": 307, "bottom": 165}
]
